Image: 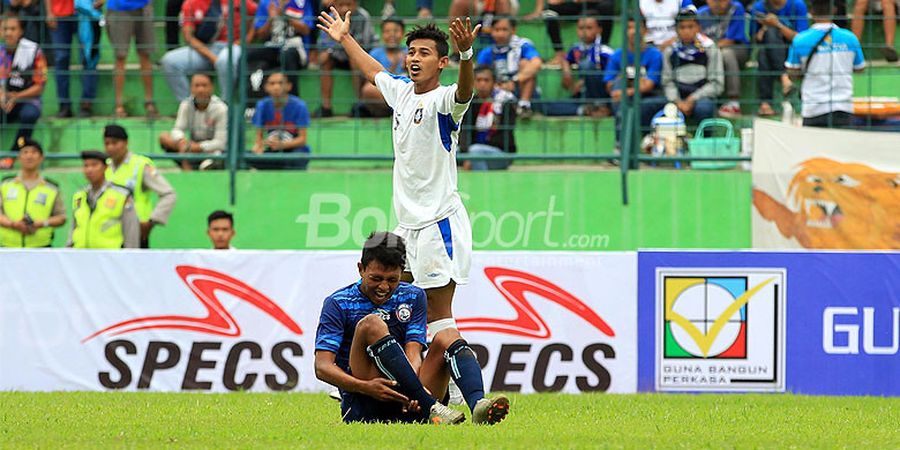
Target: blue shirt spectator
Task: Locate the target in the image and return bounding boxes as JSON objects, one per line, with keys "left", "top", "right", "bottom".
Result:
{"left": 252, "top": 0, "right": 315, "bottom": 48}
{"left": 749, "top": 0, "right": 809, "bottom": 36}
{"left": 251, "top": 83, "right": 311, "bottom": 169}
{"left": 604, "top": 47, "right": 664, "bottom": 92}
{"left": 370, "top": 46, "right": 407, "bottom": 75}
{"left": 106, "top": 0, "right": 149, "bottom": 11}
{"left": 476, "top": 36, "right": 541, "bottom": 83}
{"left": 698, "top": 0, "right": 749, "bottom": 44}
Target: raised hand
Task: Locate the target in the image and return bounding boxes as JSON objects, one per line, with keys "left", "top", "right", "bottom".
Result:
{"left": 317, "top": 6, "right": 351, "bottom": 43}
{"left": 449, "top": 17, "right": 481, "bottom": 53}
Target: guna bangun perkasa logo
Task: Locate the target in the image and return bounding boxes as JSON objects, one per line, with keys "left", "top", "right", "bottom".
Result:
{"left": 657, "top": 269, "right": 786, "bottom": 392}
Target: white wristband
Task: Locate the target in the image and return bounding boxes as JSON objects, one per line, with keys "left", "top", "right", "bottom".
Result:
{"left": 459, "top": 48, "right": 473, "bottom": 61}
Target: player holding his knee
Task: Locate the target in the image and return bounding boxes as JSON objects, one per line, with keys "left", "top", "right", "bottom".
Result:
{"left": 318, "top": 7, "right": 508, "bottom": 423}
{"left": 314, "top": 232, "right": 507, "bottom": 424}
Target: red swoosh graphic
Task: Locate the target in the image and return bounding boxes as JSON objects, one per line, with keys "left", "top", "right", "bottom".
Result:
{"left": 457, "top": 267, "right": 615, "bottom": 339}
{"left": 82, "top": 265, "right": 302, "bottom": 343}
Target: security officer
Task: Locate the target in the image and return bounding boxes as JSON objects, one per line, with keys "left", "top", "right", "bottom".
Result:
{"left": 102, "top": 124, "right": 177, "bottom": 248}
{"left": 0, "top": 138, "right": 66, "bottom": 247}
{"left": 67, "top": 151, "right": 140, "bottom": 249}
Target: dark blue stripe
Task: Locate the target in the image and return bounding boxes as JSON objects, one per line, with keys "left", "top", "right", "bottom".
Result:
{"left": 386, "top": 71, "right": 412, "bottom": 83}
{"left": 437, "top": 112, "right": 458, "bottom": 152}
{"left": 437, "top": 218, "right": 453, "bottom": 260}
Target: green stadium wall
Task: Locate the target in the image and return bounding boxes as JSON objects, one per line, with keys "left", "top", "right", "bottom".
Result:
{"left": 5, "top": 170, "right": 751, "bottom": 250}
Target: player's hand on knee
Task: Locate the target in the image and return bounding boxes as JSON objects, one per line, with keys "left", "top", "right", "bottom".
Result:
{"left": 363, "top": 378, "right": 409, "bottom": 403}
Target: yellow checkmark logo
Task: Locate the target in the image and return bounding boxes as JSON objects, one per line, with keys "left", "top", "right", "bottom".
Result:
{"left": 665, "top": 277, "right": 776, "bottom": 358}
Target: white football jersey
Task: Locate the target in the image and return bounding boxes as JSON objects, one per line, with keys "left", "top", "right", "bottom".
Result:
{"left": 375, "top": 71, "right": 472, "bottom": 229}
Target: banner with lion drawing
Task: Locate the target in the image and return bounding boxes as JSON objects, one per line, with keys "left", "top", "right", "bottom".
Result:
{"left": 752, "top": 120, "right": 900, "bottom": 249}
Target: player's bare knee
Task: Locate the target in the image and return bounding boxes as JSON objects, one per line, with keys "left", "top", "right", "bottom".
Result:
{"left": 356, "top": 314, "right": 388, "bottom": 338}
{"left": 431, "top": 328, "right": 461, "bottom": 352}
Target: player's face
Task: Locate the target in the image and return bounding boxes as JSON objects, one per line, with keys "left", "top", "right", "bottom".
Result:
{"left": 475, "top": 71, "right": 494, "bottom": 98}
{"left": 676, "top": 20, "right": 699, "bottom": 43}
{"left": 103, "top": 137, "right": 127, "bottom": 160}
{"left": 626, "top": 20, "right": 646, "bottom": 49}
{"left": 577, "top": 18, "right": 600, "bottom": 44}
{"left": 406, "top": 39, "right": 448, "bottom": 84}
{"left": 381, "top": 21, "right": 404, "bottom": 48}
{"left": 82, "top": 159, "right": 106, "bottom": 185}
{"left": 357, "top": 260, "right": 402, "bottom": 305}
{"left": 207, "top": 218, "right": 235, "bottom": 250}
{"left": 490, "top": 19, "right": 513, "bottom": 46}
{"left": 17, "top": 147, "right": 43, "bottom": 171}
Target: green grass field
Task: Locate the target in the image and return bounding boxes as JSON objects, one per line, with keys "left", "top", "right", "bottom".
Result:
{"left": 1, "top": 392, "right": 898, "bottom": 448}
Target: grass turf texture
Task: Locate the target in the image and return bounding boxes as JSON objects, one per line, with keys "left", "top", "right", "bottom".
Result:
{"left": 1, "top": 392, "right": 898, "bottom": 448}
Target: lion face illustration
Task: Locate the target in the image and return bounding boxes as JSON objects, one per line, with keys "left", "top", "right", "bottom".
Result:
{"left": 754, "top": 157, "right": 900, "bottom": 249}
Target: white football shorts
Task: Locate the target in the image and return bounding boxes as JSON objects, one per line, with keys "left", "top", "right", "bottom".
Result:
{"left": 393, "top": 206, "right": 472, "bottom": 290}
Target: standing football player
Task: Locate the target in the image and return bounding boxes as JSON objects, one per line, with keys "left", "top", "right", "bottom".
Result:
{"left": 317, "top": 10, "right": 508, "bottom": 423}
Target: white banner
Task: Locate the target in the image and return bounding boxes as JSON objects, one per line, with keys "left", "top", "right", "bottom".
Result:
{"left": 751, "top": 119, "right": 900, "bottom": 249}
{"left": 0, "top": 250, "right": 637, "bottom": 394}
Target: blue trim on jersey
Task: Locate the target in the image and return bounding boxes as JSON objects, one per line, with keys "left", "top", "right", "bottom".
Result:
{"left": 438, "top": 217, "right": 453, "bottom": 260}
{"left": 385, "top": 71, "right": 411, "bottom": 83}
{"left": 437, "top": 112, "right": 458, "bottom": 152}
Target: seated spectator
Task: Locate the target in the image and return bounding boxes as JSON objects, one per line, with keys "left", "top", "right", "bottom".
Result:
{"left": 161, "top": 0, "right": 258, "bottom": 103}
{"left": 355, "top": 16, "right": 406, "bottom": 117}
{"left": 604, "top": 16, "right": 667, "bottom": 145}
{"left": 246, "top": 0, "right": 314, "bottom": 102}
{"left": 545, "top": 16, "right": 613, "bottom": 117}
{"left": 698, "top": 0, "right": 749, "bottom": 117}
{"left": 315, "top": 0, "right": 375, "bottom": 117}
{"left": 476, "top": 16, "right": 542, "bottom": 118}
{"left": 251, "top": 72, "right": 311, "bottom": 170}
{"left": 460, "top": 66, "right": 517, "bottom": 171}
{"left": 159, "top": 73, "right": 228, "bottom": 171}
{"left": 750, "top": 0, "right": 808, "bottom": 116}
{"left": 641, "top": 0, "right": 694, "bottom": 47}
{"left": 207, "top": 209, "right": 235, "bottom": 249}
{"left": 106, "top": 0, "right": 157, "bottom": 118}
{"left": 851, "top": 0, "right": 895, "bottom": 61}
{"left": 786, "top": 0, "right": 865, "bottom": 127}
{"left": 523, "top": 0, "right": 614, "bottom": 65}
{"left": 0, "top": 14, "right": 47, "bottom": 169}
{"left": 662, "top": 9, "right": 723, "bottom": 122}
{"left": 46, "top": 0, "right": 101, "bottom": 117}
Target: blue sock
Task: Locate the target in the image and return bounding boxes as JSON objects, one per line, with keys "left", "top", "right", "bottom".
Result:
{"left": 367, "top": 335, "right": 435, "bottom": 411}
{"left": 444, "top": 339, "right": 485, "bottom": 413}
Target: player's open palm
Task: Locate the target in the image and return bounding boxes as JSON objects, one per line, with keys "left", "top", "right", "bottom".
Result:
{"left": 364, "top": 378, "right": 409, "bottom": 404}
{"left": 317, "top": 6, "right": 351, "bottom": 42}
{"left": 449, "top": 17, "right": 481, "bottom": 52}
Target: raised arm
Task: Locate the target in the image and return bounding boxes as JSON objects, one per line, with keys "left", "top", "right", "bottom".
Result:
{"left": 317, "top": 7, "right": 383, "bottom": 84}
{"left": 449, "top": 17, "right": 482, "bottom": 103}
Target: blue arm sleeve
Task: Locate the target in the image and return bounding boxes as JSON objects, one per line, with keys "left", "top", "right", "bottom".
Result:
{"left": 785, "top": 41, "right": 801, "bottom": 68}
{"left": 476, "top": 48, "right": 492, "bottom": 65}
{"left": 793, "top": 0, "right": 809, "bottom": 31}
{"left": 852, "top": 37, "right": 865, "bottom": 67}
{"left": 295, "top": 101, "right": 311, "bottom": 128}
{"left": 725, "top": 7, "right": 748, "bottom": 42}
{"left": 315, "top": 297, "right": 345, "bottom": 353}
{"left": 253, "top": 0, "right": 269, "bottom": 30}
{"left": 521, "top": 42, "right": 540, "bottom": 60}
{"left": 645, "top": 50, "right": 663, "bottom": 85}
{"left": 251, "top": 101, "right": 267, "bottom": 127}
{"left": 603, "top": 51, "right": 621, "bottom": 84}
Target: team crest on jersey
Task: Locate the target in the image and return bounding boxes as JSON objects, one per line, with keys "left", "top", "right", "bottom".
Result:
{"left": 413, "top": 103, "right": 424, "bottom": 124}
{"left": 375, "top": 308, "right": 391, "bottom": 322}
{"left": 396, "top": 303, "right": 412, "bottom": 323}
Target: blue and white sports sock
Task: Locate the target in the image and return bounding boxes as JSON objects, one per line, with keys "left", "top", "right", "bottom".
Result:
{"left": 444, "top": 339, "right": 485, "bottom": 413}
{"left": 367, "top": 335, "right": 436, "bottom": 410}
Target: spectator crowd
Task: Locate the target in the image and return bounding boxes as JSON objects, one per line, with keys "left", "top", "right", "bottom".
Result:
{"left": 0, "top": 0, "right": 891, "bottom": 170}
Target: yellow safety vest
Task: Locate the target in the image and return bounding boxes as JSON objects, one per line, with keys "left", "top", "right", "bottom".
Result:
{"left": 71, "top": 183, "right": 131, "bottom": 249}
{"left": 106, "top": 153, "right": 154, "bottom": 222}
{"left": 0, "top": 175, "right": 60, "bottom": 247}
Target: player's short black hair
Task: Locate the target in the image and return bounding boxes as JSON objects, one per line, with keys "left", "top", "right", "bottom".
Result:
{"left": 382, "top": 16, "right": 405, "bottom": 30}
{"left": 207, "top": 210, "right": 234, "bottom": 227}
{"left": 577, "top": 16, "right": 602, "bottom": 28}
{"left": 405, "top": 23, "right": 450, "bottom": 58}
{"left": 265, "top": 71, "right": 289, "bottom": 83}
{"left": 627, "top": 13, "right": 648, "bottom": 28}
{"left": 361, "top": 231, "right": 407, "bottom": 270}
{"left": 191, "top": 72, "right": 213, "bottom": 83}
{"left": 493, "top": 15, "right": 517, "bottom": 28}
{"left": 475, "top": 65, "right": 495, "bottom": 79}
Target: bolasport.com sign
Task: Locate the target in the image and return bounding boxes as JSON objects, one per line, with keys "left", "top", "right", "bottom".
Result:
{"left": 0, "top": 250, "right": 638, "bottom": 394}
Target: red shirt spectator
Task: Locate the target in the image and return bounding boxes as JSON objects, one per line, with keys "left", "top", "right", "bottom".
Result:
{"left": 180, "top": 0, "right": 258, "bottom": 43}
